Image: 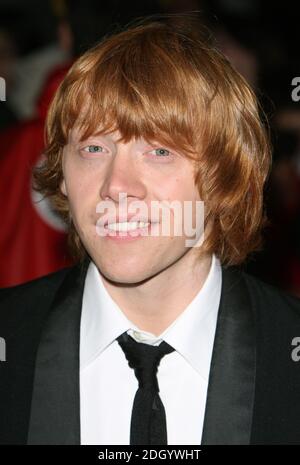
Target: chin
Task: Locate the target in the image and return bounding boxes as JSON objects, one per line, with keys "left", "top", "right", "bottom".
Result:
{"left": 91, "top": 254, "right": 152, "bottom": 284}
{"left": 99, "top": 267, "right": 153, "bottom": 285}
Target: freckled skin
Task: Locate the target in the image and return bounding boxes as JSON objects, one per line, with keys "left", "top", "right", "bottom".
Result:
{"left": 61, "top": 128, "right": 207, "bottom": 286}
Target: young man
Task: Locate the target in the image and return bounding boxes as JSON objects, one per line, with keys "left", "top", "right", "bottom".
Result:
{"left": 1, "top": 16, "right": 300, "bottom": 446}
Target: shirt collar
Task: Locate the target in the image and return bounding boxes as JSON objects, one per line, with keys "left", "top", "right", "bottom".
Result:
{"left": 80, "top": 254, "right": 222, "bottom": 380}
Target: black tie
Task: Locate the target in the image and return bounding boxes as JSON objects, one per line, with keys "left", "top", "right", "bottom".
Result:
{"left": 117, "top": 332, "right": 175, "bottom": 445}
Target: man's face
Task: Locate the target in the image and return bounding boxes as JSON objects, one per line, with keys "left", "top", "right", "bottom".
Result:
{"left": 61, "top": 128, "right": 204, "bottom": 284}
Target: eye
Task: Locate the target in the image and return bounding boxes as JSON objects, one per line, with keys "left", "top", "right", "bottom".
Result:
{"left": 149, "top": 148, "right": 171, "bottom": 157}
{"left": 82, "top": 145, "right": 106, "bottom": 153}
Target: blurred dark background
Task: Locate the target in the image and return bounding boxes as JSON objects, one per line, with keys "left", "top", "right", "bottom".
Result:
{"left": 0, "top": 0, "right": 300, "bottom": 297}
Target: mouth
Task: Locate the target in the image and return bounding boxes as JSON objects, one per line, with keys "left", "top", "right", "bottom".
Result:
{"left": 105, "top": 220, "right": 150, "bottom": 232}
{"left": 97, "top": 219, "right": 160, "bottom": 241}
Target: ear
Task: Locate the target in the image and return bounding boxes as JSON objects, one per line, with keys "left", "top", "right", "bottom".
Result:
{"left": 60, "top": 179, "right": 67, "bottom": 196}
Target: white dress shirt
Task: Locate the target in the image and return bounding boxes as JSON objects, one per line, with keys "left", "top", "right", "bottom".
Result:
{"left": 80, "top": 254, "right": 222, "bottom": 445}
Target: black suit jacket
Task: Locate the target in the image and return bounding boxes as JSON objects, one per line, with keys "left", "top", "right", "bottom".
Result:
{"left": 1, "top": 259, "right": 300, "bottom": 445}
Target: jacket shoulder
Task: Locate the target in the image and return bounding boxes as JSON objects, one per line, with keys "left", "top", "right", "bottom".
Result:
{"left": 232, "top": 269, "right": 300, "bottom": 341}
{"left": 240, "top": 270, "right": 300, "bottom": 317}
{"left": 0, "top": 266, "right": 74, "bottom": 337}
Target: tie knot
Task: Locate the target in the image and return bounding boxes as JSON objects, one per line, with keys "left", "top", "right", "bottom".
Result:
{"left": 117, "top": 332, "right": 175, "bottom": 391}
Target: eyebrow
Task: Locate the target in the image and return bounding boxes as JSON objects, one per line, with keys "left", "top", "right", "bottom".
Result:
{"left": 83, "top": 133, "right": 152, "bottom": 146}
{"left": 83, "top": 132, "right": 125, "bottom": 144}
{"left": 71, "top": 128, "right": 164, "bottom": 148}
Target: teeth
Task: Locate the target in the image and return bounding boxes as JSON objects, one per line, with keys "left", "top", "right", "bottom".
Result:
{"left": 106, "top": 221, "right": 150, "bottom": 231}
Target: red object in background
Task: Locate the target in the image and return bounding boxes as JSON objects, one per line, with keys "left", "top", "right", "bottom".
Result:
{"left": 0, "top": 63, "right": 73, "bottom": 288}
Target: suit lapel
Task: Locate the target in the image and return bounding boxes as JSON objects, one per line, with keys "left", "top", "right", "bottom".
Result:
{"left": 27, "top": 259, "right": 89, "bottom": 445}
{"left": 201, "top": 266, "right": 256, "bottom": 445}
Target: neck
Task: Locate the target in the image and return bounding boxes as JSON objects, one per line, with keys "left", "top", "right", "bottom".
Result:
{"left": 99, "top": 251, "right": 213, "bottom": 336}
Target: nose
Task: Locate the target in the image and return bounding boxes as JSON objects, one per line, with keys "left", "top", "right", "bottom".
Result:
{"left": 100, "top": 143, "right": 146, "bottom": 203}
